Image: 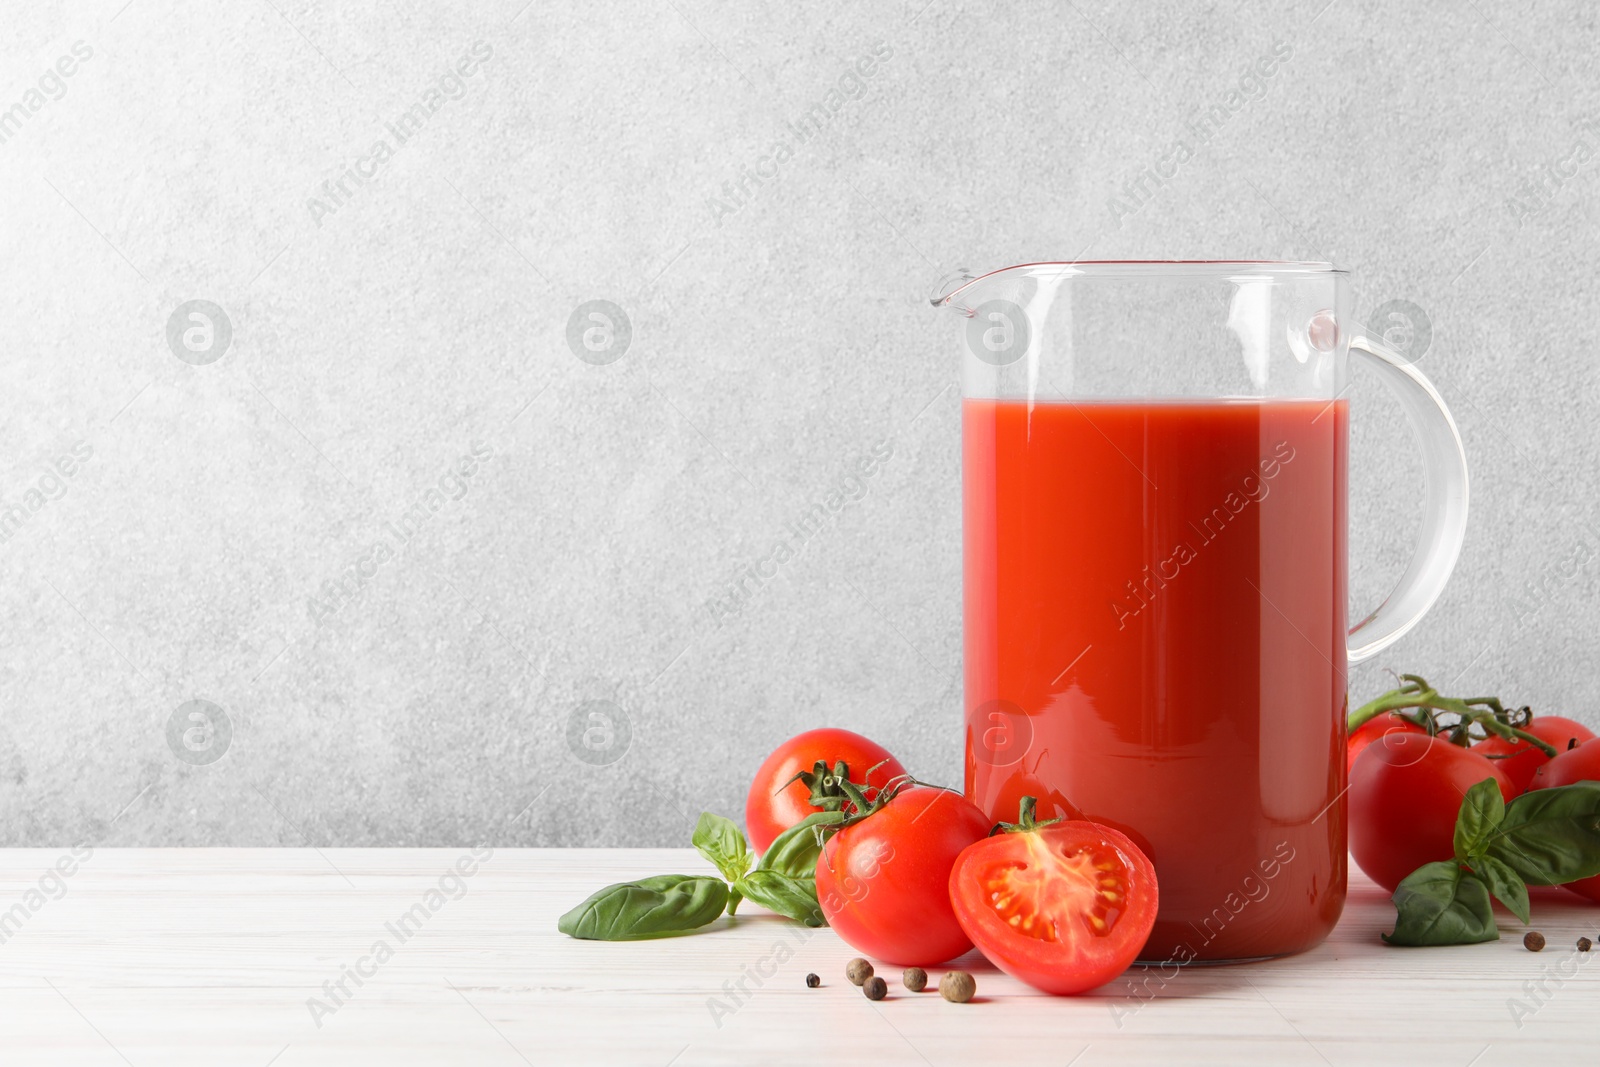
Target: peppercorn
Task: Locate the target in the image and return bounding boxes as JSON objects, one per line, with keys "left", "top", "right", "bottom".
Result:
{"left": 1524, "top": 931, "right": 1546, "bottom": 952}
{"left": 845, "top": 958, "right": 874, "bottom": 986}
{"left": 903, "top": 967, "right": 928, "bottom": 993}
{"left": 1579, "top": 938, "right": 1593, "bottom": 953}
{"left": 805, "top": 972, "right": 821, "bottom": 987}
{"left": 940, "top": 970, "right": 977, "bottom": 1003}
{"left": 863, "top": 975, "right": 888, "bottom": 1001}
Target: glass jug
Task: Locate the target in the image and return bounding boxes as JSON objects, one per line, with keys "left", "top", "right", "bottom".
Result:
{"left": 935, "top": 261, "right": 1468, "bottom": 963}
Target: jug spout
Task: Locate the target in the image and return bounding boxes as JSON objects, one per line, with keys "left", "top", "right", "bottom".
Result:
{"left": 930, "top": 262, "right": 1061, "bottom": 316}
{"left": 933, "top": 261, "right": 1345, "bottom": 314}
{"left": 929, "top": 269, "right": 976, "bottom": 309}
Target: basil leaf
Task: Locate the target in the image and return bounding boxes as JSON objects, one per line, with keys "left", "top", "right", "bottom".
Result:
{"left": 736, "top": 870, "right": 826, "bottom": 927}
{"left": 756, "top": 811, "right": 846, "bottom": 879}
{"left": 1485, "top": 782, "right": 1600, "bottom": 885}
{"left": 1382, "top": 862, "right": 1498, "bottom": 946}
{"left": 558, "top": 875, "right": 729, "bottom": 940}
{"left": 692, "top": 812, "right": 752, "bottom": 882}
{"left": 1453, "top": 777, "right": 1505, "bottom": 864}
{"left": 1472, "top": 854, "right": 1531, "bottom": 924}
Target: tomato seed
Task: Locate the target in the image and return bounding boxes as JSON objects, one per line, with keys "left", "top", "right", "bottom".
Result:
{"left": 940, "top": 971, "right": 977, "bottom": 1003}
{"left": 1579, "top": 938, "right": 1593, "bottom": 953}
{"left": 863, "top": 976, "right": 888, "bottom": 1001}
{"left": 846, "top": 958, "right": 874, "bottom": 986}
{"left": 1524, "top": 931, "right": 1546, "bottom": 952}
{"left": 903, "top": 967, "right": 928, "bottom": 993}
{"left": 805, "top": 973, "right": 821, "bottom": 988}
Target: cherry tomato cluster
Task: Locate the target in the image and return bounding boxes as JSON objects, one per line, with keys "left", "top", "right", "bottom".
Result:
{"left": 745, "top": 728, "right": 1158, "bottom": 995}
{"left": 1347, "top": 675, "right": 1598, "bottom": 896}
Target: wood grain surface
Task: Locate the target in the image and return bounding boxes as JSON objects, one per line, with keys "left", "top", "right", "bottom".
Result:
{"left": 1, "top": 848, "right": 1596, "bottom": 1065}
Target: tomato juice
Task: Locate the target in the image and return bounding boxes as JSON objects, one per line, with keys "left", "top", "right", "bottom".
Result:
{"left": 963, "top": 398, "right": 1348, "bottom": 962}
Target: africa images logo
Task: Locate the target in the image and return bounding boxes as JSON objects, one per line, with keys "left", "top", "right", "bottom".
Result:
{"left": 306, "top": 443, "right": 493, "bottom": 625}
{"left": 0, "top": 441, "right": 94, "bottom": 547}
{"left": 1108, "top": 442, "right": 1297, "bottom": 630}
{"left": 165, "top": 700, "right": 232, "bottom": 766}
{"left": 306, "top": 41, "right": 494, "bottom": 227}
{"left": 0, "top": 41, "right": 94, "bottom": 149}
{"left": 704, "top": 41, "right": 894, "bottom": 225}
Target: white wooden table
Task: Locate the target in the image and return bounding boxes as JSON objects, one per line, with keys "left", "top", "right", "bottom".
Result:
{"left": 1, "top": 848, "right": 1595, "bottom": 1065}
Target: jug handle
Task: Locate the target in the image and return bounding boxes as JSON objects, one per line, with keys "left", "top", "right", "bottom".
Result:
{"left": 1346, "top": 332, "right": 1470, "bottom": 664}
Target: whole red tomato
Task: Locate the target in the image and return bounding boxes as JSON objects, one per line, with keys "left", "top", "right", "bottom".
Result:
{"left": 1346, "top": 712, "right": 1430, "bottom": 773}
{"left": 1473, "top": 716, "right": 1595, "bottom": 795}
{"left": 815, "top": 786, "right": 992, "bottom": 966}
{"left": 744, "top": 729, "right": 907, "bottom": 853}
{"left": 1528, "top": 738, "right": 1600, "bottom": 903}
{"left": 949, "top": 816, "right": 1158, "bottom": 994}
{"left": 1349, "top": 733, "right": 1515, "bottom": 892}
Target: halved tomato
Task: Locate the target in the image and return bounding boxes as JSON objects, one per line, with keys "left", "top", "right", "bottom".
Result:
{"left": 948, "top": 801, "right": 1158, "bottom": 995}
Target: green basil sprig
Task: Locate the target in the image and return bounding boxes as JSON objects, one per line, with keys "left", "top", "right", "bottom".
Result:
{"left": 557, "top": 875, "right": 729, "bottom": 940}
{"left": 1483, "top": 782, "right": 1600, "bottom": 885}
{"left": 1384, "top": 780, "right": 1600, "bottom": 946}
{"left": 558, "top": 811, "right": 829, "bottom": 941}
{"left": 692, "top": 812, "right": 754, "bottom": 915}
{"left": 692, "top": 812, "right": 752, "bottom": 882}
{"left": 738, "top": 869, "right": 825, "bottom": 926}
{"left": 755, "top": 811, "right": 846, "bottom": 880}
{"left": 1385, "top": 862, "right": 1498, "bottom": 945}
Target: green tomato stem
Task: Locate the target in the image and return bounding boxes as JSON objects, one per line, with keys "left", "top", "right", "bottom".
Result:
{"left": 1347, "top": 677, "right": 1558, "bottom": 757}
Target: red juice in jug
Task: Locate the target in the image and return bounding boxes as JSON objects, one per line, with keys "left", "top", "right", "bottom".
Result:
{"left": 962, "top": 397, "right": 1348, "bottom": 962}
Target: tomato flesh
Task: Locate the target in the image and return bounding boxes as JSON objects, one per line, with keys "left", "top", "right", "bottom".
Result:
{"left": 949, "top": 821, "right": 1158, "bottom": 995}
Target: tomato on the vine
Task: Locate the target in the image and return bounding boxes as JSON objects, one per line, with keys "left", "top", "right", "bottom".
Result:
{"left": 744, "top": 728, "right": 907, "bottom": 853}
{"left": 1529, "top": 738, "right": 1600, "bottom": 904}
{"left": 1473, "top": 716, "right": 1594, "bottom": 795}
{"left": 948, "top": 802, "right": 1158, "bottom": 995}
{"left": 1346, "top": 712, "right": 1429, "bottom": 773}
{"left": 1349, "top": 733, "right": 1515, "bottom": 892}
{"left": 814, "top": 786, "right": 992, "bottom": 966}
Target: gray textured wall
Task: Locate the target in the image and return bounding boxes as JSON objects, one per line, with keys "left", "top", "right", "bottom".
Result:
{"left": 2, "top": 1, "right": 1596, "bottom": 847}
